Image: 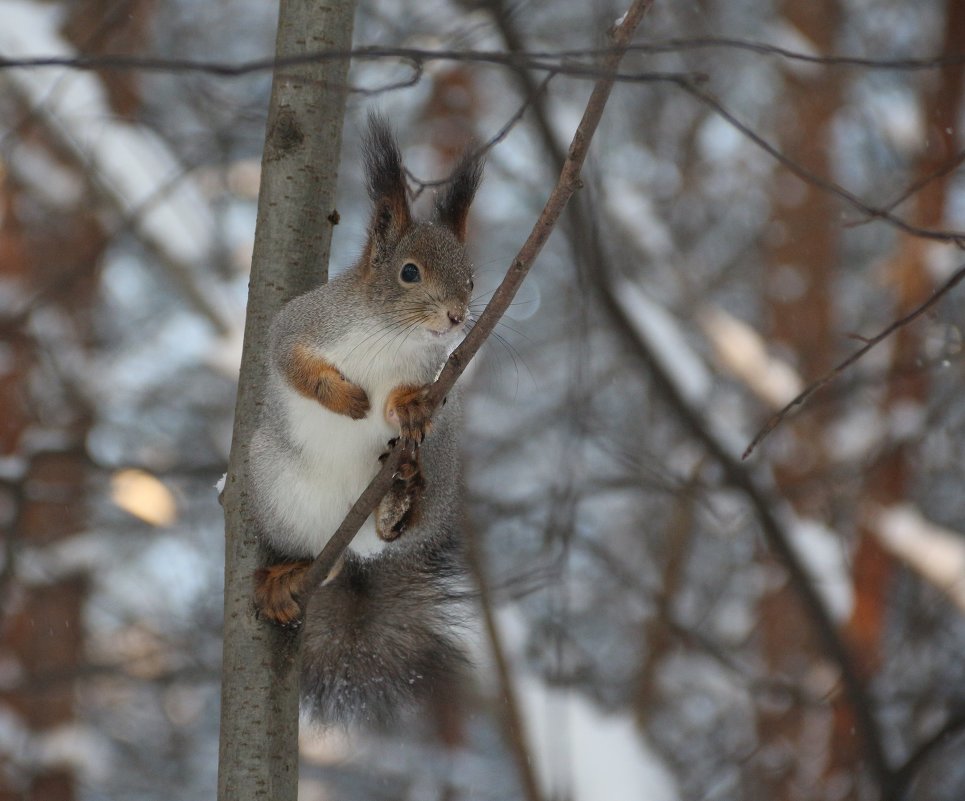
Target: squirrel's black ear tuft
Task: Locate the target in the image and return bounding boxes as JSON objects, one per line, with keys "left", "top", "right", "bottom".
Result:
{"left": 434, "top": 147, "right": 483, "bottom": 243}
{"left": 363, "top": 113, "right": 412, "bottom": 252}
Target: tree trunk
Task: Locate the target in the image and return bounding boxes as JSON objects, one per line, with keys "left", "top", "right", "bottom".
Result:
{"left": 0, "top": 9, "right": 140, "bottom": 796}
{"left": 833, "top": 2, "right": 965, "bottom": 796}
{"left": 756, "top": 2, "right": 846, "bottom": 798}
{"left": 217, "top": 2, "right": 356, "bottom": 800}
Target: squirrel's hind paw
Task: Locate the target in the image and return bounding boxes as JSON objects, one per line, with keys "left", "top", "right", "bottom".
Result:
{"left": 375, "top": 490, "right": 418, "bottom": 540}
{"left": 376, "top": 449, "right": 425, "bottom": 541}
{"left": 253, "top": 560, "right": 312, "bottom": 628}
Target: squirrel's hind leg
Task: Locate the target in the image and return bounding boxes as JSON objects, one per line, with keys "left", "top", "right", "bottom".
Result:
{"left": 253, "top": 559, "right": 312, "bottom": 628}
{"left": 376, "top": 443, "right": 426, "bottom": 540}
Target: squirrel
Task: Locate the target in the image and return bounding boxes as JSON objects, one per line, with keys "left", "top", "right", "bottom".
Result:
{"left": 248, "top": 114, "right": 482, "bottom": 725}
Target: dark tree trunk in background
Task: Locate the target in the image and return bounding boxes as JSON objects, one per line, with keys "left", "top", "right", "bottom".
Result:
{"left": 837, "top": 0, "right": 965, "bottom": 791}
{"left": 0, "top": 161, "right": 103, "bottom": 801}
{"left": 756, "top": 1, "right": 846, "bottom": 798}
{"left": 0, "top": 5, "right": 150, "bottom": 796}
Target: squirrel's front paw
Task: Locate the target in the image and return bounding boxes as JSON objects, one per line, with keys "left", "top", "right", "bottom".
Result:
{"left": 253, "top": 560, "right": 312, "bottom": 628}
{"left": 286, "top": 344, "right": 370, "bottom": 420}
{"left": 316, "top": 370, "right": 369, "bottom": 420}
{"left": 385, "top": 384, "right": 433, "bottom": 443}
{"left": 336, "top": 380, "right": 371, "bottom": 420}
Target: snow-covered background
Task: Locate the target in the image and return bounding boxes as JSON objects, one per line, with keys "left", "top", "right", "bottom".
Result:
{"left": 1, "top": 0, "right": 964, "bottom": 799}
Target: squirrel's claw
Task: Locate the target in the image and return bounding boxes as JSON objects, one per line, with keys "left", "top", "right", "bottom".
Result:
{"left": 378, "top": 438, "right": 400, "bottom": 464}
{"left": 260, "top": 608, "right": 303, "bottom": 630}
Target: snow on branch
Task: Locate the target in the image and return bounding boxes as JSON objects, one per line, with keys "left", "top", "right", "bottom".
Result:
{"left": 869, "top": 504, "right": 965, "bottom": 614}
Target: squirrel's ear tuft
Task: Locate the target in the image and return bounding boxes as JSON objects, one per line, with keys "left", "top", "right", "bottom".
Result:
{"left": 363, "top": 113, "right": 412, "bottom": 254}
{"left": 434, "top": 147, "right": 483, "bottom": 242}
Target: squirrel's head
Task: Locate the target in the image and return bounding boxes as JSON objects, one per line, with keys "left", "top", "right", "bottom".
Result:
{"left": 359, "top": 114, "right": 482, "bottom": 341}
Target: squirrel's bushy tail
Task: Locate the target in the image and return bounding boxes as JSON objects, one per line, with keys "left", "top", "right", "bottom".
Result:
{"left": 300, "top": 530, "right": 467, "bottom": 725}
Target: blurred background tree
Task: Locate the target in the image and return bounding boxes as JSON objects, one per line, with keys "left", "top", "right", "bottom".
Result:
{"left": 1, "top": 1, "right": 964, "bottom": 800}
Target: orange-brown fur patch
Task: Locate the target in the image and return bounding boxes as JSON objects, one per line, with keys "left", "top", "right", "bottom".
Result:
{"left": 385, "top": 383, "right": 433, "bottom": 442}
{"left": 285, "top": 343, "right": 370, "bottom": 419}
{"left": 253, "top": 560, "right": 312, "bottom": 627}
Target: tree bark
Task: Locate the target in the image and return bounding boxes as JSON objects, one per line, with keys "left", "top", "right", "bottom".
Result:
{"left": 217, "top": 2, "right": 356, "bottom": 800}
{"left": 755, "top": 2, "right": 848, "bottom": 797}
{"left": 0, "top": 10, "right": 136, "bottom": 797}
{"left": 838, "top": 4, "right": 965, "bottom": 798}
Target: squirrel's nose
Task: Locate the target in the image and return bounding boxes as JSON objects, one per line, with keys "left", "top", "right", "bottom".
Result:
{"left": 447, "top": 310, "right": 465, "bottom": 327}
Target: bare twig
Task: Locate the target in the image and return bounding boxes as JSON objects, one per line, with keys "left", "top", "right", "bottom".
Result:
{"left": 3, "top": 38, "right": 965, "bottom": 77}
{"left": 674, "top": 79, "right": 965, "bottom": 247}
{"left": 891, "top": 710, "right": 965, "bottom": 800}
{"left": 595, "top": 276, "right": 893, "bottom": 788}
{"left": 844, "top": 148, "right": 965, "bottom": 228}
{"left": 0, "top": 47, "right": 700, "bottom": 87}
{"left": 743, "top": 260, "right": 965, "bottom": 459}
{"left": 486, "top": 6, "right": 894, "bottom": 785}
{"left": 7, "top": 40, "right": 964, "bottom": 244}
{"left": 624, "top": 37, "right": 965, "bottom": 70}
{"left": 406, "top": 72, "right": 555, "bottom": 196}
{"left": 301, "top": 0, "right": 657, "bottom": 594}
{"left": 465, "top": 521, "right": 545, "bottom": 801}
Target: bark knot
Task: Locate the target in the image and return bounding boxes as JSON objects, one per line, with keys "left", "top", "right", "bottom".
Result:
{"left": 266, "top": 109, "right": 304, "bottom": 162}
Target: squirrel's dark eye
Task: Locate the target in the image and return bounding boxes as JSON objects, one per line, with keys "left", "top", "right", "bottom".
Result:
{"left": 400, "top": 263, "right": 421, "bottom": 283}
{"left": 468, "top": 278, "right": 474, "bottom": 292}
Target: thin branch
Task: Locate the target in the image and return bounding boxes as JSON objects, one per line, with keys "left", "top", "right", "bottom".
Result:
{"left": 7, "top": 42, "right": 963, "bottom": 245}
{"left": 595, "top": 275, "right": 894, "bottom": 788}
{"left": 3, "top": 38, "right": 965, "bottom": 77}
{"left": 485, "top": 7, "right": 894, "bottom": 784}
{"left": 844, "top": 148, "right": 965, "bottom": 228}
{"left": 349, "top": 58, "right": 423, "bottom": 96}
{"left": 743, "top": 260, "right": 965, "bottom": 459}
{"left": 301, "top": 0, "right": 657, "bottom": 594}
{"left": 891, "top": 710, "right": 965, "bottom": 800}
{"left": 489, "top": 0, "right": 570, "bottom": 171}
{"left": 0, "top": 46, "right": 701, "bottom": 87}
{"left": 466, "top": 520, "right": 545, "bottom": 801}
{"left": 406, "top": 72, "right": 555, "bottom": 196}
{"left": 626, "top": 37, "right": 965, "bottom": 70}
{"left": 674, "top": 79, "right": 965, "bottom": 247}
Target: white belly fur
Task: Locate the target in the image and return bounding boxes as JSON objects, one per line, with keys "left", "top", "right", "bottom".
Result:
{"left": 266, "top": 385, "right": 393, "bottom": 557}
{"left": 264, "top": 330, "right": 442, "bottom": 559}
